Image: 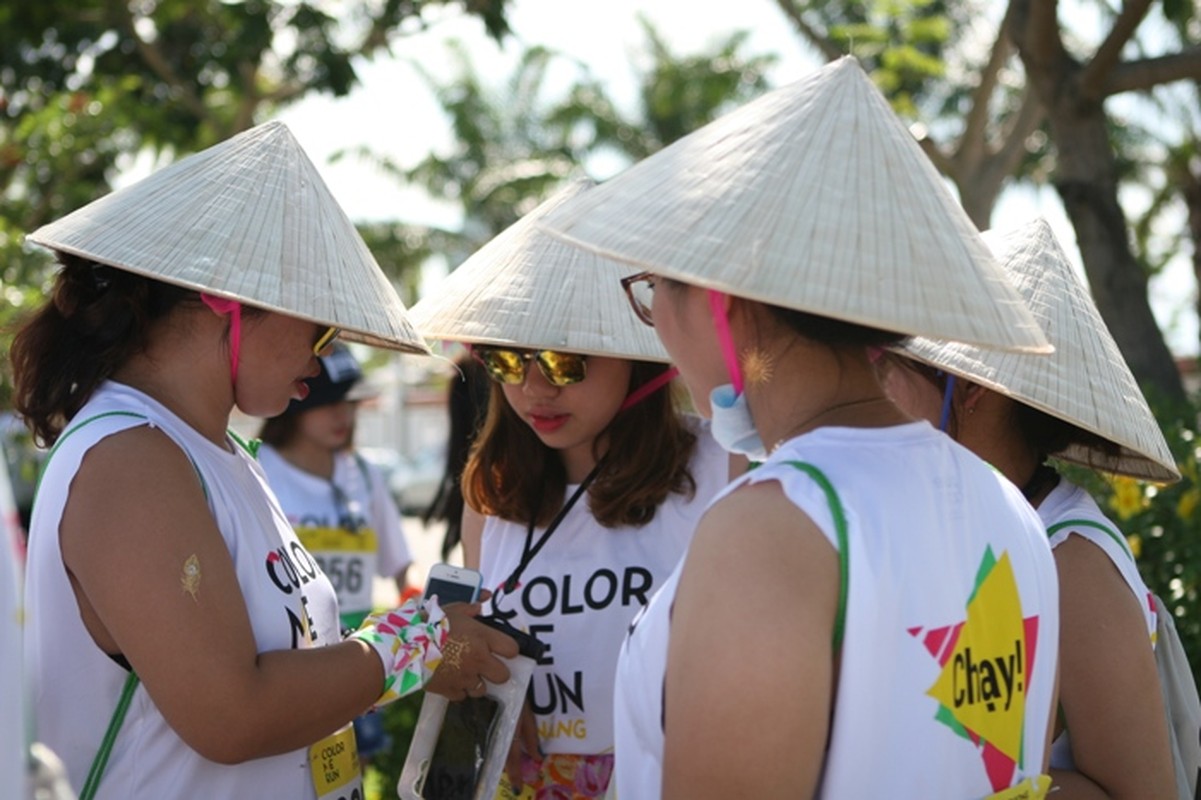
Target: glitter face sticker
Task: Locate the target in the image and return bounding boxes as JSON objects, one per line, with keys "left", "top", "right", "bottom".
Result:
{"left": 181, "top": 554, "right": 201, "bottom": 601}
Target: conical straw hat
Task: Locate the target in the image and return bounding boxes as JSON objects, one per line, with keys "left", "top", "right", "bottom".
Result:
{"left": 901, "top": 218, "right": 1179, "bottom": 483}
{"left": 26, "top": 121, "right": 430, "bottom": 355}
{"left": 408, "top": 179, "right": 670, "bottom": 363}
{"left": 539, "top": 56, "right": 1050, "bottom": 354}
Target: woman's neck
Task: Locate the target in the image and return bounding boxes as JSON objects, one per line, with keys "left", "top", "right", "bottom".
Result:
{"left": 955, "top": 392, "right": 1047, "bottom": 505}
{"left": 560, "top": 438, "right": 603, "bottom": 484}
{"left": 110, "top": 309, "right": 236, "bottom": 447}
{"left": 747, "top": 343, "right": 905, "bottom": 451}
{"left": 277, "top": 439, "right": 337, "bottom": 480}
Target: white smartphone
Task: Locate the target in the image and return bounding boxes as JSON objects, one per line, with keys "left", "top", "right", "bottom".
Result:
{"left": 423, "top": 563, "right": 482, "bottom": 606}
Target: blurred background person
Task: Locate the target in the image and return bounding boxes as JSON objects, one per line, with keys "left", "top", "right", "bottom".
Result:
{"left": 421, "top": 352, "right": 491, "bottom": 562}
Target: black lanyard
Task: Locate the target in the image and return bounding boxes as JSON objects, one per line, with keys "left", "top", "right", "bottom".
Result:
{"left": 493, "top": 459, "right": 605, "bottom": 607}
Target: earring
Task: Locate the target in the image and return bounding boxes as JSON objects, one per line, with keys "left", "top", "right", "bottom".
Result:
{"left": 741, "top": 347, "right": 775, "bottom": 387}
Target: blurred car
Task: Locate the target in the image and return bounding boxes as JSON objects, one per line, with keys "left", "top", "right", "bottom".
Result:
{"left": 358, "top": 445, "right": 446, "bottom": 516}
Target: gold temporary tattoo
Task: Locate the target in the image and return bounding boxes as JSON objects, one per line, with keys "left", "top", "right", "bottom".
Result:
{"left": 441, "top": 636, "right": 470, "bottom": 672}
{"left": 181, "top": 554, "right": 201, "bottom": 601}
{"left": 741, "top": 347, "right": 775, "bottom": 387}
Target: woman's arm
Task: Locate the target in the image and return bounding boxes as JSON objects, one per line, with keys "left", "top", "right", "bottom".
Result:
{"left": 1049, "top": 534, "right": 1175, "bottom": 799}
{"left": 662, "top": 480, "right": 838, "bottom": 799}
{"left": 61, "top": 426, "right": 512, "bottom": 764}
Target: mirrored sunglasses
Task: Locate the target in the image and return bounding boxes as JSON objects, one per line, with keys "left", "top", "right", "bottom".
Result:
{"left": 475, "top": 347, "right": 588, "bottom": 386}
{"left": 313, "top": 326, "right": 341, "bottom": 356}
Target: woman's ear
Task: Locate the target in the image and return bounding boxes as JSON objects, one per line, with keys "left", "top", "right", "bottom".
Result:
{"left": 961, "top": 381, "right": 988, "bottom": 415}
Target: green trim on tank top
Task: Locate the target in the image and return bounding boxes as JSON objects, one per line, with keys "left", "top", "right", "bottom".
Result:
{"left": 783, "top": 460, "right": 849, "bottom": 650}
{"left": 36, "top": 411, "right": 210, "bottom": 503}
{"left": 1045, "top": 518, "right": 1135, "bottom": 563}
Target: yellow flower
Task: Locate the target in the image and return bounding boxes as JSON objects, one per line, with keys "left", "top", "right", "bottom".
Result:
{"left": 1177, "top": 488, "right": 1200, "bottom": 522}
{"left": 1126, "top": 534, "right": 1142, "bottom": 560}
{"left": 1109, "top": 476, "right": 1147, "bottom": 521}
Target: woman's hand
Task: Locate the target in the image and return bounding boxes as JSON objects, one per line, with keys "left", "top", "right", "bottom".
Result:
{"left": 425, "top": 601, "right": 519, "bottom": 700}
{"left": 503, "top": 700, "right": 542, "bottom": 793}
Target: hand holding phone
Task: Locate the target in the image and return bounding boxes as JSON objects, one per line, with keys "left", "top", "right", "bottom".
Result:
{"left": 423, "top": 563, "right": 482, "bottom": 607}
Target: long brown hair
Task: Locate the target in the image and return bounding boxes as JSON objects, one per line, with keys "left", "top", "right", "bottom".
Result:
{"left": 462, "top": 360, "right": 698, "bottom": 528}
{"left": 10, "top": 254, "right": 199, "bottom": 446}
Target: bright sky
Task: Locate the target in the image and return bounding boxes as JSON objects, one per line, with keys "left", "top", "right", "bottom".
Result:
{"left": 275, "top": 0, "right": 1199, "bottom": 356}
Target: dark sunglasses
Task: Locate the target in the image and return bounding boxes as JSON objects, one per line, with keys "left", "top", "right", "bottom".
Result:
{"left": 620, "top": 271, "right": 656, "bottom": 327}
{"left": 313, "top": 326, "right": 341, "bottom": 356}
{"left": 474, "top": 347, "right": 588, "bottom": 387}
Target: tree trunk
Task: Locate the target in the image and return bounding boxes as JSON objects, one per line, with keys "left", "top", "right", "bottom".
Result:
{"left": 1009, "top": 0, "right": 1187, "bottom": 405}
{"left": 1183, "top": 160, "right": 1201, "bottom": 360}
{"left": 1047, "top": 101, "right": 1186, "bottom": 398}
{"left": 1047, "top": 99, "right": 1186, "bottom": 403}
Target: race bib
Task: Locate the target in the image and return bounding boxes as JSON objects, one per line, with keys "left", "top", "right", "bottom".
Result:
{"left": 309, "top": 723, "right": 363, "bottom": 800}
{"left": 300, "top": 526, "right": 379, "bottom": 623}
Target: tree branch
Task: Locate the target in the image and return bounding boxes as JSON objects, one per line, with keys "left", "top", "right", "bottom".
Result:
{"left": 1080, "top": 0, "right": 1153, "bottom": 98}
{"left": 1008, "top": 0, "right": 1066, "bottom": 73}
{"left": 1106, "top": 47, "right": 1201, "bottom": 96}
{"left": 992, "top": 85, "right": 1045, "bottom": 178}
{"left": 773, "top": 0, "right": 845, "bottom": 61}
{"left": 107, "top": 0, "right": 209, "bottom": 121}
{"left": 231, "top": 62, "right": 261, "bottom": 133}
{"left": 961, "top": 6, "right": 1016, "bottom": 168}
{"left": 917, "top": 133, "right": 953, "bottom": 175}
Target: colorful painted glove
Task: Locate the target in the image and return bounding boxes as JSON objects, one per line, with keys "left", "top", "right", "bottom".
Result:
{"left": 349, "top": 597, "right": 449, "bottom": 709}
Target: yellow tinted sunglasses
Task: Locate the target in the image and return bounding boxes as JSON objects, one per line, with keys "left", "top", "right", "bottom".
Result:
{"left": 313, "top": 326, "right": 341, "bottom": 356}
{"left": 475, "top": 347, "right": 588, "bottom": 387}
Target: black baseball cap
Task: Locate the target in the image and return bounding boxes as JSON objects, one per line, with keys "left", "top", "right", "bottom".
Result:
{"left": 281, "top": 344, "right": 374, "bottom": 415}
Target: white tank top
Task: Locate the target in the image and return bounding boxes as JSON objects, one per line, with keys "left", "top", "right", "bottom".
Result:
{"left": 479, "top": 417, "right": 729, "bottom": 756}
{"left": 259, "top": 445, "right": 412, "bottom": 629}
{"left": 1, "top": 452, "right": 27, "bottom": 800}
{"left": 1040, "top": 478, "right": 1156, "bottom": 770}
{"left": 25, "top": 382, "right": 340, "bottom": 799}
{"left": 614, "top": 422, "right": 1060, "bottom": 798}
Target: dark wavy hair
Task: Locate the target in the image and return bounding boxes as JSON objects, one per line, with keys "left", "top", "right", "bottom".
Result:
{"left": 9, "top": 253, "right": 255, "bottom": 447}
{"left": 10, "top": 255, "right": 197, "bottom": 445}
{"left": 462, "top": 360, "right": 698, "bottom": 529}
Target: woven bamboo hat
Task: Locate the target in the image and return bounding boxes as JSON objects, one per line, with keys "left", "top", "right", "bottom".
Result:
{"left": 408, "top": 179, "right": 670, "bottom": 363}
{"left": 901, "top": 218, "right": 1179, "bottom": 482}
{"left": 538, "top": 56, "right": 1050, "bottom": 354}
{"left": 26, "top": 121, "right": 430, "bottom": 355}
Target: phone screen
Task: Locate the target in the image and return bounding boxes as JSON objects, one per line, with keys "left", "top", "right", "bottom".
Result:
{"left": 423, "top": 577, "right": 479, "bottom": 606}
{"left": 421, "top": 696, "right": 500, "bottom": 800}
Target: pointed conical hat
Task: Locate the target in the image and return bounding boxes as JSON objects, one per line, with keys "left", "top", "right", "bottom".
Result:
{"left": 26, "top": 121, "right": 429, "bottom": 355}
{"left": 408, "top": 179, "right": 669, "bottom": 362}
{"left": 538, "top": 56, "right": 1049, "bottom": 354}
{"left": 901, "top": 218, "right": 1179, "bottom": 482}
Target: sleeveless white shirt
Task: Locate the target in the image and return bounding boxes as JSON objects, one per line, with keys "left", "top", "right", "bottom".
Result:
{"left": 259, "top": 445, "right": 412, "bottom": 629}
{"left": 1040, "top": 478, "right": 1156, "bottom": 770}
{"left": 614, "top": 422, "right": 1060, "bottom": 798}
{"left": 1, "top": 451, "right": 27, "bottom": 800}
{"left": 479, "top": 417, "right": 729, "bottom": 756}
{"left": 25, "top": 382, "right": 340, "bottom": 799}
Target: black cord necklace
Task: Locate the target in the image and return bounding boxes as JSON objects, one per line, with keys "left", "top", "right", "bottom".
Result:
{"left": 492, "top": 457, "right": 607, "bottom": 609}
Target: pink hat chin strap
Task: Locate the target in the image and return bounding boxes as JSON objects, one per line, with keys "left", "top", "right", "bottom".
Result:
{"left": 200, "top": 293, "right": 242, "bottom": 386}
{"left": 708, "top": 289, "right": 744, "bottom": 395}
{"left": 619, "top": 366, "right": 679, "bottom": 411}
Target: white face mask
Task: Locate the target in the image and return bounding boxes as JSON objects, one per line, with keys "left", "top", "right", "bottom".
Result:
{"left": 708, "top": 384, "right": 766, "bottom": 461}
